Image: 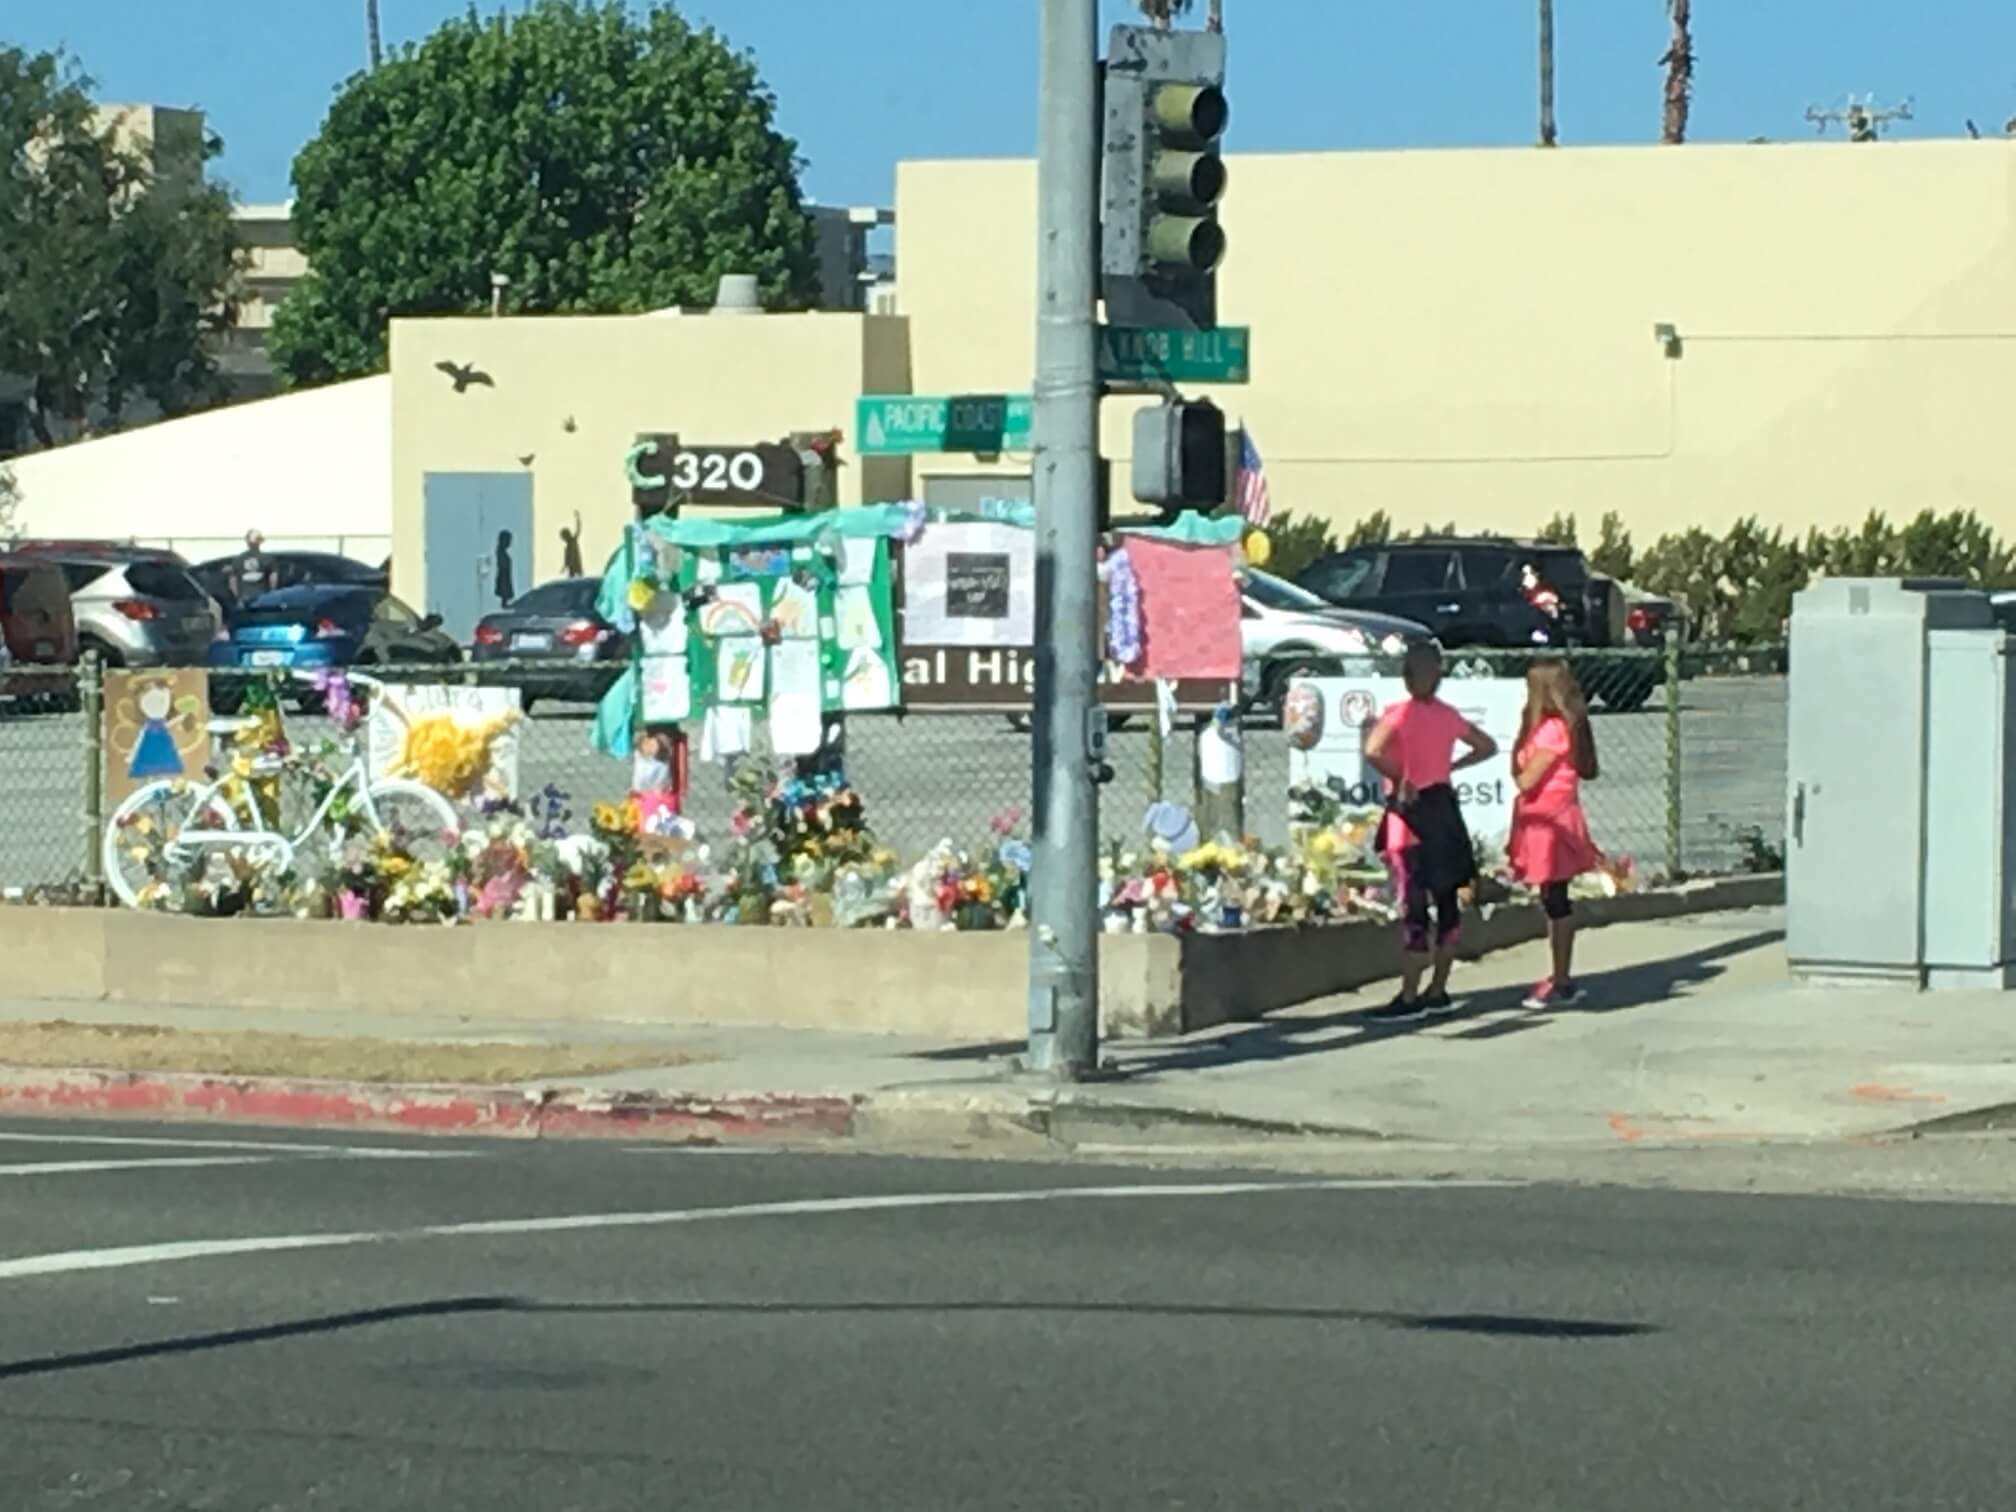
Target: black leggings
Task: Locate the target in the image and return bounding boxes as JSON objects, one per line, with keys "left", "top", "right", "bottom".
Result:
{"left": 1540, "top": 882, "right": 1573, "bottom": 921}
{"left": 1397, "top": 859, "right": 1462, "bottom": 954}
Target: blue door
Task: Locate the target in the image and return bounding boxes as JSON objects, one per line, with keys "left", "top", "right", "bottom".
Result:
{"left": 423, "top": 473, "right": 534, "bottom": 644}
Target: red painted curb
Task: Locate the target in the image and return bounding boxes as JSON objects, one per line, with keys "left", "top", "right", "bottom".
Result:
{"left": 0, "top": 1067, "right": 859, "bottom": 1144}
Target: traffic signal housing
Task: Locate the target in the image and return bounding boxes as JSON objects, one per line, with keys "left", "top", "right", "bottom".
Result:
{"left": 1101, "top": 24, "right": 1229, "bottom": 332}
{"left": 1132, "top": 400, "right": 1227, "bottom": 511}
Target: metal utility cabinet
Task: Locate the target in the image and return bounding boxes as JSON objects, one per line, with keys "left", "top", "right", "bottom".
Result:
{"left": 1786, "top": 577, "right": 2016, "bottom": 989}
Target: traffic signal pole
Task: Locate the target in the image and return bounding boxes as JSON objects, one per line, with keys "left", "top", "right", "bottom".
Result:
{"left": 1026, "top": 0, "right": 1102, "bottom": 1079}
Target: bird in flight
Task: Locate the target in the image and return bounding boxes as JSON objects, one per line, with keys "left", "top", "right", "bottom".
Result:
{"left": 435, "top": 360, "right": 495, "bottom": 392}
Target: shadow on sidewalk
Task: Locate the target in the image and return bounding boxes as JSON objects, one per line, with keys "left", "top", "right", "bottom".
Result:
{"left": 1114, "top": 927, "right": 1785, "bottom": 1077}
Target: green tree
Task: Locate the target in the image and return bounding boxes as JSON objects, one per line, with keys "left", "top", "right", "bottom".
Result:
{"left": 1588, "top": 510, "right": 1636, "bottom": 580}
{"left": 0, "top": 48, "right": 243, "bottom": 448}
{"left": 273, "top": 1, "right": 820, "bottom": 386}
{"left": 1260, "top": 509, "right": 1341, "bottom": 581}
{"left": 1345, "top": 510, "right": 1394, "bottom": 548}
{"left": 1537, "top": 511, "right": 1578, "bottom": 544}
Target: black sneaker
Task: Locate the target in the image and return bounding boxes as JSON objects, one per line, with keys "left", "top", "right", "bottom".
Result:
{"left": 1421, "top": 990, "right": 1458, "bottom": 1016}
{"left": 1368, "top": 996, "right": 1427, "bottom": 1025}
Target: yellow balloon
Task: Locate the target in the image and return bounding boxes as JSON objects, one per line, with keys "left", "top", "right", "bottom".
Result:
{"left": 1244, "top": 529, "right": 1272, "bottom": 567}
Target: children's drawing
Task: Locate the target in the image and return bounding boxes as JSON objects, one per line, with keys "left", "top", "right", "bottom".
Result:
{"left": 641, "top": 654, "right": 691, "bottom": 722}
{"left": 698, "top": 582, "right": 764, "bottom": 637}
{"left": 836, "top": 585, "right": 882, "bottom": 650}
{"left": 768, "top": 577, "right": 819, "bottom": 639}
{"left": 105, "top": 669, "right": 210, "bottom": 808}
{"left": 841, "top": 645, "right": 896, "bottom": 711}
{"left": 716, "top": 637, "right": 765, "bottom": 702}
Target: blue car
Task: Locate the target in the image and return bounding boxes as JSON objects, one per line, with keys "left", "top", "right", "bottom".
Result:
{"left": 209, "top": 584, "right": 459, "bottom": 709}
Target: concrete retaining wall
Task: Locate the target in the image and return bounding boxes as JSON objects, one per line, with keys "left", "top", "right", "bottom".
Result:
{"left": 2, "top": 875, "right": 1781, "bottom": 1041}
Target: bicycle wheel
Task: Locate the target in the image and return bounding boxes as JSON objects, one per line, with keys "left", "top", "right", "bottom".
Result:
{"left": 102, "top": 782, "right": 242, "bottom": 910}
{"left": 364, "top": 779, "right": 461, "bottom": 864}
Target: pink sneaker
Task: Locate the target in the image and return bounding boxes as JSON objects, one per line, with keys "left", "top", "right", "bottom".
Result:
{"left": 1523, "top": 979, "right": 1585, "bottom": 1010}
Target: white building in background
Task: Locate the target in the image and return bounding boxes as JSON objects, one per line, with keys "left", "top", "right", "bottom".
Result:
{"left": 6, "top": 376, "right": 389, "bottom": 564}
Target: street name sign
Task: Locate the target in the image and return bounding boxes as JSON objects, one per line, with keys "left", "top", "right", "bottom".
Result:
{"left": 1097, "top": 325, "right": 1251, "bottom": 385}
{"left": 856, "top": 394, "right": 1035, "bottom": 455}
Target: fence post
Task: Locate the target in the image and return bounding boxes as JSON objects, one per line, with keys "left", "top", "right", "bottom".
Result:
{"left": 1145, "top": 707, "right": 1164, "bottom": 803}
{"left": 79, "top": 651, "right": 104, "bottom": 902}
{"left": 1663, "top": 630, "right": 1683, "bottom": 881}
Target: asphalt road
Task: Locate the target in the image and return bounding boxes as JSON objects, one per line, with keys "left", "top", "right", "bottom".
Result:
{"left": 2, "top": 676, "right": 1786, "bottom": 891}
{"left": 5, "top": 1120, "right": 2015, "bottom": 1510}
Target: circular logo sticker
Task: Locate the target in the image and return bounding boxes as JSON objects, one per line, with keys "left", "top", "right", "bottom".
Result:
{"left": 1282, "top": 684, "right": 1324, "bottom": 750}
{"left": 1340, "top": 690, "right": 1377, "bottom": 730}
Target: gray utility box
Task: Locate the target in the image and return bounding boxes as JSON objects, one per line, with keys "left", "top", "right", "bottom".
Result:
{"left": 1786, "top": 577, "right": 2016, "bottom": 988}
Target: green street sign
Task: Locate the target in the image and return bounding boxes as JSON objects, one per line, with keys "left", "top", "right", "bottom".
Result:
{"left": 1098, "top": 325, "right": 1251, "bottom": 385}
{"left": 856, "top": 394, "right": 1034, "bottom": 455}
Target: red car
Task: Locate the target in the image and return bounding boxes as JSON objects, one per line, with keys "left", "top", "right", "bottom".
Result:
{"left": 0, "top": 553, "right": 81, "bottom": 706}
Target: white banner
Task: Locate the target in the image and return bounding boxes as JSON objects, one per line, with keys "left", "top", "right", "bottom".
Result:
{"left": 1285, "top": 675, "right": 1526, "bottom": 845}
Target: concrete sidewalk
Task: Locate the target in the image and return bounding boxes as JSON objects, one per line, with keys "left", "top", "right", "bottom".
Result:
{"left": 2, "top": 906, "right": 2012, "bottom": 1149}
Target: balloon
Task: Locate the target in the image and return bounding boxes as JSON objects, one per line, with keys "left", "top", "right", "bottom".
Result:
{"left": 1243, "top": 529, "right": 1272, "bottom": 567}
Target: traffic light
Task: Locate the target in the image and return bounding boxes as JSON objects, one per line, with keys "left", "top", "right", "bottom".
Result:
{"left": 1132, "top": 400, "right": 1227, "bottom": 510}
{"left": 1101, "top": 24, "right": 1229, "bottom": 332}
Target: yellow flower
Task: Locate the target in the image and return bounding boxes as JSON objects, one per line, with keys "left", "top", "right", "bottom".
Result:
{"left": 592, "top": 802, "right": 623, "bottom": 832}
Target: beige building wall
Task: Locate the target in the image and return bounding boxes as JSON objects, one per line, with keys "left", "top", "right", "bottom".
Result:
{"left": 389, "top": 312, "right": 910, "bottom": 611}
{"left": 896, "top": 141, "right": 2016, "bottom": 543}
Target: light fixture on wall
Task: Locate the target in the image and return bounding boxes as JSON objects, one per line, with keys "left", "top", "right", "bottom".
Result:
{"left": 490, "top": 271, "right": 512, "bottom": 318}
{"left": 1653, "top": 322, "right": 1683, "bottom": 359}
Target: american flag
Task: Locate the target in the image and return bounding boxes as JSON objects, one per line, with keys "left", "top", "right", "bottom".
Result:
{"left": 1235, "top": 428, "right": 1272, "bottom": 526}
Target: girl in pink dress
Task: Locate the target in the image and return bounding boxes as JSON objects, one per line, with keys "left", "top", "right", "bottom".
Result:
{"left": 1508, "top": 658, "right": 1603, "bottom": 1009}
{"left": 1363, "top": 642, "right": 1499, "bottom": 1024}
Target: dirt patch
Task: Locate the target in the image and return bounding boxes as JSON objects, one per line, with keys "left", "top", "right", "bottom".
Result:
{"left": 0, "top": 1021, "right": 703, "bottom": 1085}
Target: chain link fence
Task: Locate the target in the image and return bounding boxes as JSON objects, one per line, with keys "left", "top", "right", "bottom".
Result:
{"left": 0, "top": 644, "right": 1790, "bottom": 896}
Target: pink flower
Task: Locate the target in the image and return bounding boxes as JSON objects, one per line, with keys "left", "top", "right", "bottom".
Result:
{"left": 989, "top": 806, "right": 1026, "bottom": 836}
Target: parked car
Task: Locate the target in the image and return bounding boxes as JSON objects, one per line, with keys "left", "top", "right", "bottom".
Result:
{"left": 1619, "top": 583, "right": 1685, "bottom": 649}
{"left": 1294, "top": 536, "right": 1660, "bottom": 709}
{"left": 191, "top": 550, "right": 388, "bottom": 608}
{"left": 208, "top": 585, "right": 458, "bottom": 710}
{"left": 1239, "top": 569, "right": 1431, "bottom": 704}
{"left": 0, "top": 553, "right": 81, "bottom": 707}
{"left": 470, "top": 576, "right": 627, "bottom": 713}
{"left": 24, "top": 548, "right": 219, "bottom": 666}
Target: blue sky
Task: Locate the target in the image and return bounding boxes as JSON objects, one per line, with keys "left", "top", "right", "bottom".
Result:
{"left": 10, "top": 2, "right": 2015, "bottom": 207}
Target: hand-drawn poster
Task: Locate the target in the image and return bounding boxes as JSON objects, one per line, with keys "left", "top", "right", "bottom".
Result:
{"left": 901, "top": 521, "right": 1035, "bottom": 646}
{"left": 640, "top": 655, "right": 691, "bottom": 723}
{"left": 368, "top": 683, "right": 522, "bottom": 801}
{"left": 104, "top": 669, "right": 210, "bottom": 809}
{"left": 1127, "top": 536, "right": 1242, "bottom": 680}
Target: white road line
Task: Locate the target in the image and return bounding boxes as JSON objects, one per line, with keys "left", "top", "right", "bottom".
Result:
{"left": 0, "top": 1157, "right": 283, "bottom": 1178}
{"left": 0, "top": 1178, "right": 1520, "bottom": 1284}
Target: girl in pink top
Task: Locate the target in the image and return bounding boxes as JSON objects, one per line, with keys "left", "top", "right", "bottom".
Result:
{"left": 1508, "top": 658, "right": 1603, "bottom": 1009}
{"left": 1363, "top": 642, "right": 1498, "bottom": 1024}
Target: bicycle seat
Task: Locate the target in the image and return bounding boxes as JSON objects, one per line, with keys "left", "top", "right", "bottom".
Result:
{"left": 208, "top": 717, "right": 261, "bottom": 738}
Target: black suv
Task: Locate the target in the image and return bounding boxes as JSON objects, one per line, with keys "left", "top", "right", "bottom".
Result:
{"left": 1295, "top": 537, "right": 1659, "bottom": 709}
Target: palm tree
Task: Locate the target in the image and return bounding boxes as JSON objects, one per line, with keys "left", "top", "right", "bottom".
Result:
{"left": 366, "top": 0, "right": 383, "bottom": 70}
{"left": 1538, "top": 0, "right": 1558, "bottom": 146}
{"left": 1661, "top": 0, "right": 1694, "bottom": 143}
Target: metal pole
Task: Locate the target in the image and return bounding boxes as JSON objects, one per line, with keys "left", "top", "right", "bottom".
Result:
{"left": 1026, "top": 0, "right": 1102, "bottom": 1079}
{"left": 79, "top": 652, "right": 104, "bottom": 902}
{"left": 1664, "top": 629, "right": 1683, "bottom": 881}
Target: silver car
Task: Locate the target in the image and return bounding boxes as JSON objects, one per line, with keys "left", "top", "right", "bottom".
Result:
{"left": 46, "top": 553, "right": 221, "bottom": 667}
{"left": 1240, "top": 569, "right": 1434, "bottom": 703}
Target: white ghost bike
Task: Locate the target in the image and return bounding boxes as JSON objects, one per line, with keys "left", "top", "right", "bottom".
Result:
{"left": 101, "top": 670, "right": 460, "bottom": 910}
